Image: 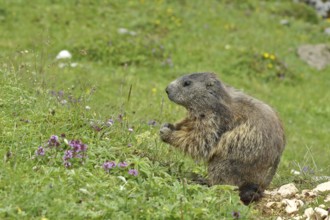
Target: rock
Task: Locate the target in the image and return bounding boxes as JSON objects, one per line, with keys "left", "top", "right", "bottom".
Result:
{"left": 278, "top": 183, "right": 299, "bottom": 197}
{"left": 313, "top": 181, "right": 330, "bottom": 193}
{"left": 325, "top": 27, "right": 330, "bottom": 36}
{"left": 324, "top": 194, "right": 330, "bottom": 202}
{"left": 266, "top": 201, "right": 283, "bottom": 209}
{"left": 284, "top": 200, "right": 298, "bottom": 214}
{"left": 297, "top": 44, "right": 330, "bottom": 70}
{"left": 304, "top": 207, "right": 315, "bottom": 220}
{"left": 264, "top": 189, "right": 278, "bottom": 196}
{"left": 282, "top": 199, "right": 303, "bottom": 214}
{"left": 266, "top": 202, "right": 275, "bottom": 208}
{"left": 314, "top": 207, "right": 328, "bottom": 218}
{"left": 301, "top": 189, "right": 317, "bottom": 198}
{"left": 312, "top": 176, "right": 330, "bottom": 181}
{"left": 319, "top": 204, "right": 326, "bottom": 209}
{"left": 303, "top": 0, "right": 330, "bottom": 18}
{"left": 56, "top": 50, "right": 72, "bottom": 60}
{"left": 296, "top": 200, "right": 304, "bottom": 207}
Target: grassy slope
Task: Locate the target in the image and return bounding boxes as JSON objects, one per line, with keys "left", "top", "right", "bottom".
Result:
{"left": 1, "top": 0, "right": 330, "bottom": 219}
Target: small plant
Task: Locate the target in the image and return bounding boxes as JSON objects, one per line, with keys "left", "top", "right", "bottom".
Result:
{"left": 35, "top": 135, "right": 88, "bottom": 168}
{"left": 102, "top": 161, "right": 138, "bottom": 177}
{"left": 229, "top": 50, "right": 297, "bottom": 82}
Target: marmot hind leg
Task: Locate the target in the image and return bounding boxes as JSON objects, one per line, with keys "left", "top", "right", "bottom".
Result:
{"left": 238, "top": 183, "right": 263, "bottom": 205}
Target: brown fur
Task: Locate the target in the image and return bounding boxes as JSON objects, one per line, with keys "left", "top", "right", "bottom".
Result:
{"left": 160, "top": 73, "right": 285, "bottom": 205}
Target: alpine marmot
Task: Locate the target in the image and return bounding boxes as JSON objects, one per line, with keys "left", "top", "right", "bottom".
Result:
{"left": 160, "top": 72, "right": 285, "bottom": 205}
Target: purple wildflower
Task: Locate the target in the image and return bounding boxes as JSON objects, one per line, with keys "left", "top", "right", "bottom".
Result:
{"left": 48, "top": 135, "right": 60, "bottom": 147}
{"left": 80, "top": 143, "right": 88, "bottom": 151}
{"left": 58, "top": 90, "right": 64, "bottom": 98}
{"left": 35, "top": 146, "right": 45, "bottom": 156}
{"left": 128, "top": 169, "right": 138, "bottom": 176}
{"left": 118, "top": 162, "right": 128, "bottom": 168}
{"left": 69, "top": 140, "right": 87, "bottom": 152}
{"left": 63, "top": 150, "right": 73, "bottom": 161}
{"left": 232, "top": 211, "right": 240, "bottom": 219}
{"left": 103, "top": 161, "right": 116, "bottom": 171}
{"left": 302, "top": 166, "right": 314, "bottom": 174}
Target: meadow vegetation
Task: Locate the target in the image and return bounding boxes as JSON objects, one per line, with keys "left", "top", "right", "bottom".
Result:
{"left": 0, "top": 0, "right": 330, "bottom": 219}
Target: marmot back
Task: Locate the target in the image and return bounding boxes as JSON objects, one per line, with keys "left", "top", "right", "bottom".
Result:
{"left": 160, "top": 72, "right": 285, "bottom": 205}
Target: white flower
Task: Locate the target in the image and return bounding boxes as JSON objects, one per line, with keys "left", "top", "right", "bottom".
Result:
{"left": 60, "top": 100, "right": 68, "bottom": 105}
{"left": 56, "top": 50, "right": 72, "bottom": 59}
{"left": 118, "top": 28, "right": 137, "bottom": 36}
{"left": 118, "top": 28, "right": 129, "bottom": 34}
{"left": 70, "top": 62, "right": 78, "bottom": 67}
{"left": 58, "top": 63, "right": 67, "bottom": 68}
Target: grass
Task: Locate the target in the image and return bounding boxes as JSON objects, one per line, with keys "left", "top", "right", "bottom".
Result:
{"left": 1, "top": 0, "right": 330, "bottom": 219}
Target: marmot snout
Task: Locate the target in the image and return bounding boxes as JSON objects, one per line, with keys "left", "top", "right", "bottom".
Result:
{"left": 160, "top": 72, "right": 285, "bottom": 205}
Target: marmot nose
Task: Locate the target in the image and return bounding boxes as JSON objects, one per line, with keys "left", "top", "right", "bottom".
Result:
{"left": 165, "top": 87, "right": 169, "bottom": 94}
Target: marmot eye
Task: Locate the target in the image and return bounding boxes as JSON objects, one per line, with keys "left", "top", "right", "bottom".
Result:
{"left": 183, "top": 80, "right": 192, "bottom": 87}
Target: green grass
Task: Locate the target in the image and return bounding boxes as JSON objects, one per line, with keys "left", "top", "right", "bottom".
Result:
{"left": 1, "top": 0, "right": 330, "bottom": 219}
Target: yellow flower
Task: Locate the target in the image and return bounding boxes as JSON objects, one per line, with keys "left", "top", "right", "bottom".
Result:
{"left": 175, "top": 18, "right": 182, "bottom": 27}
{"left": 155, "top": 20, "right": 160, "bottom": 25}
{"left": 167, "top": 8, "right": 173, "bottom": 14}
{"left": 224, "top": 24, "right": 235, "bottom": 30}
{"left": 267, "top": 63, "right": 273, "bottom": 69}
{"left": 263, "top": 53, "right": 269, "bottom": 59}
{"left": 270, "top": 54, "right": 276, "bottom": 60}
{"left": 152, "top": 88, "right": 157, "bottom": 93}
{"left": 136, "top": 131, "right": 151, "bottom": 145}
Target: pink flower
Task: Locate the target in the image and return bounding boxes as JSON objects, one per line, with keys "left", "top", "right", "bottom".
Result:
{"left": 128, "top": 169, "right": 138, "bottom": 176}
{"left": 118, "top": 162, "right": 128, "bottom": 168}
{"left": 103, "top": 161, "right": 116, "bottom": 171}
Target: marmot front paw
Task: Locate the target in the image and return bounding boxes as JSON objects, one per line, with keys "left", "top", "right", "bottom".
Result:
{"left": 159, "top": 123, "right": 174, "bottom": 142}
{"left": 161, "top": 123, "right": 175, "bottom": 130}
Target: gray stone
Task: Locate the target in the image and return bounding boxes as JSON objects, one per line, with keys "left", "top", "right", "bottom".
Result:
{"left": 277, "top": 183, "right": 299, "bottom": 197}
{"left": 324, "top": 27, "right": 330, "bottom": 35}
{"left": 297, "top": 44, "right": 330, "bottom": 70}
{"left": 313, "top": 181, "right": 330, "bottom": 192}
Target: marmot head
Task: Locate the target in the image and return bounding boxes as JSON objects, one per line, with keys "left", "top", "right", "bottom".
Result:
{"left": 165, "top": 73, "right": 231, "bottom": 112}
